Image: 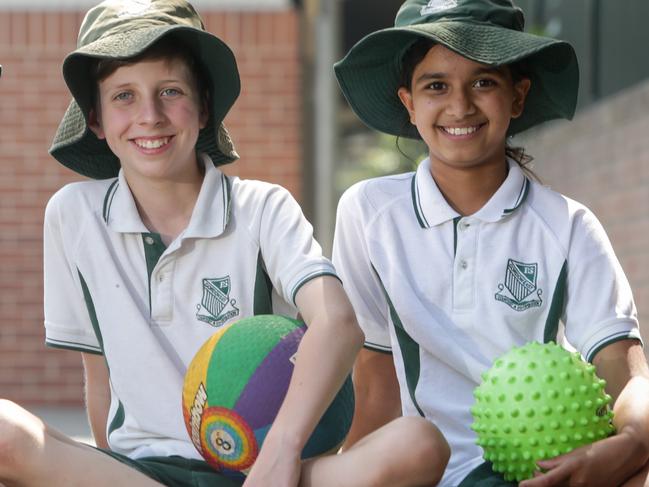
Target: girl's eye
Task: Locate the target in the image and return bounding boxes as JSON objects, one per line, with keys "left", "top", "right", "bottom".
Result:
{"left": 474, "top": 78, "right": 496, "bottom": 88}
{"left": 427, "top": 81, "right": 446, "bottom": 91}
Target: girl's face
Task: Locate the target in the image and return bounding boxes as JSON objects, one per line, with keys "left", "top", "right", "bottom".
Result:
{"left": 89, "top": 57, "right": 208, "bottom": 186}
{"left": 398, "top": 44, "right": 530, "bottom": 174}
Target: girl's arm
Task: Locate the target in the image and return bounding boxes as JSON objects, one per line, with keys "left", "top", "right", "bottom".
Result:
{"left": 342, "top": 348, "right": 402, "bottom": 449}
{"left": 520, "top": 339, "right": 649, "bottom": 487}
{"left": 242, "top": 275, "right": 364, "bottom": 487}
{"left": 82, "top": 352, "right": 111, "bottom": 449}
{"left": 596, "top": 340, "right": 649, "bottom": 457}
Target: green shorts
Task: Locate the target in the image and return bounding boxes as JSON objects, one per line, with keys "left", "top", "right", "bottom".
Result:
{"left": 458, "top": 462, "right": 518, "bottom": 487}
{"left": 98, "top": 448, "right": 243, "bottom": 487}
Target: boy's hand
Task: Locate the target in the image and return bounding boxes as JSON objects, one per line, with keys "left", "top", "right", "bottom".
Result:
{"left": 518, "top": 430, "right": 648, "bottom": 487}
{"left": 242, "top": 438, "right": 301, "bottom": 487}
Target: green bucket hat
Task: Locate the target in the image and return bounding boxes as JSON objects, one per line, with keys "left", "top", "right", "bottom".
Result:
{"left": 334, "top": 0, "right": 579, "bottom": 138}
{"left": 49, "top": 0, "right": 240, "bottom": 179}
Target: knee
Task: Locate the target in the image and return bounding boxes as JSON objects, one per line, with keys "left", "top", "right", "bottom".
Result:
{"left": 396, "top": 417, "right": 449, "bottom": 484}
{"left": 0, "top": 400, "right": 39, "bottom": 476}
{"left": 370, "top": 417, "right": 449, "bottom": 487}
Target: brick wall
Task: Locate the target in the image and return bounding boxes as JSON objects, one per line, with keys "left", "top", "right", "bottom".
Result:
{"left": 0, "top": 8, "right": 302, "bottom": 405}
{"left": 519, "top": 80, "right": 649, "bottom": 351}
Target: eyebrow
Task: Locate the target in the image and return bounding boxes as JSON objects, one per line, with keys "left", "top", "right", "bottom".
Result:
{"left": 414, "top": 66, "right": 507, "bottom": 84}
{"left": 103, "top": 79, "right": 185, "bottom": 90}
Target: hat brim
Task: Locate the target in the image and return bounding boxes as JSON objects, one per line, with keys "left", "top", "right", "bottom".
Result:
{"left": 334, "top": 21, "right": 579, "bottom": 138}
{"left": 50, "top": 25, "right": 240, "bottom": 179}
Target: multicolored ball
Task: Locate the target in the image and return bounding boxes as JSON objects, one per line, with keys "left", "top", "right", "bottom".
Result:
{"left": 182, "top": 315, "right": 354, "bottom": 478}
{"left": 471, "top": 341, "right": 615, "bottom": 481}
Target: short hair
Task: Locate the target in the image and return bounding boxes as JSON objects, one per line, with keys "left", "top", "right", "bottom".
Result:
{"left": 91, "top": 36, "right": 210, "bottom": 111}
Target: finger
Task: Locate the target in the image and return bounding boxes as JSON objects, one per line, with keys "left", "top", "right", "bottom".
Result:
{"left": 536, "top": 453, "right": 567, "bottom": 470}
{"left": 519, "top": 464, "right": 571, "bottom": 487}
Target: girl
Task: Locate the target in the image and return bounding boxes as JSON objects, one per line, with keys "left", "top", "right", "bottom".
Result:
{"left": 333, "top": 0, "right": 649, "bottom": 486}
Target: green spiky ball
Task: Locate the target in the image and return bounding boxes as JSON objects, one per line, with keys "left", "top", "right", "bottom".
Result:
{"left": 471, "top": 342, "right": 615, "bottom": 481}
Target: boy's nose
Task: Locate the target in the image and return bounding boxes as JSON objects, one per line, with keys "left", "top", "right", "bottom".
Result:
{"left": 137, "top": 97, "right": 166, "bottom": 126}
{"left": 445, "top": 88, "right": 476, "bottom": 118}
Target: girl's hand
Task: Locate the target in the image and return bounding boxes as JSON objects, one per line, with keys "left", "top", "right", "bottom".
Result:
{"left": 518, "top": 430, "right": 648, "bottom": 487}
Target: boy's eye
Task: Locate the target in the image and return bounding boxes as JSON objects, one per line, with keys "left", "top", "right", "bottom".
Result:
{"left": 113, "top": 91, "right": 133, "bottom": 101}
{"left": 161, "top": 88, "right": 182, "bottom": 97}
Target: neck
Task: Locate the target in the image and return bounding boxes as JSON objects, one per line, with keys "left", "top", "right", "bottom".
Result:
{"left": 126, "top": 167, "right": 205, "bottom": 246}
{"left": 430, "top": 158, "right": 508, "bottom": 216}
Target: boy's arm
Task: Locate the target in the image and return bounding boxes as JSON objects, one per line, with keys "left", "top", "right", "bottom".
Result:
{"left": 82, "top": 353, "right": 111, "bottom": 449}
{"left": 342, "top": 348, "right": 401, "bottom": 449}
{"left": 520, "top": 339, "right": 649, "bottom": 487}
{"left": 242, "top": 275, "right": 364, "bottom": 487}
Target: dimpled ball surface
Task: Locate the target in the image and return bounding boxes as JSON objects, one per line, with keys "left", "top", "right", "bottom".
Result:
{"left": 471, "top": 341, "right": 615, "bottom": 481}
{"left": 182, "top": 315, "right": 354, "bottom": 480}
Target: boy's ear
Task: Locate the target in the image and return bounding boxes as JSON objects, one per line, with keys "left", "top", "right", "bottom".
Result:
{"left": 511, "top": 77, "right": 532, "bottom": 119}
{"left": 397, "top": 87, "right": 416, "bottom": 125}
{"left": 88, "top": 108, "right": 106, "bottom": 139}
{"left": 199, "top": 100, "right": 209, "bottom": 129}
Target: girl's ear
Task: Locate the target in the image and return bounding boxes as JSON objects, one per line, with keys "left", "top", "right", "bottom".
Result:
{"left": 397, "top": 87, "right": 417, "bottom": 125}
{"left": 88, "top": 108, "right": 106, "bottom": 139}
{"left": 511, "top": 77, "right": 532, "bottom": 119}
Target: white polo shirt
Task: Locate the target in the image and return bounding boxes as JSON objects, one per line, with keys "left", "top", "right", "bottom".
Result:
{"left": 332, "top": 158, "right": 641, "bottom": 487}
{"left": 44, "top": 154, "right": 336, "bottom": 460}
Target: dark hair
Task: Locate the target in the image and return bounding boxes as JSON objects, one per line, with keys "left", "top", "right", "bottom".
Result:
{"left": 91, "top": 36, "right": 210, "bottom": 113}
{"left": 399, "top": 38, "right": 436, "bottom": 91}
{"left": 398, "top": 38, "right": 538, "bottom": 180}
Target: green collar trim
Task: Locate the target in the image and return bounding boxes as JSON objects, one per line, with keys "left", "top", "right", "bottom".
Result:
{"left": 503, "top": 177, "right": 530, "bottom": 216}
{"left": 411, "top": 172, "right": 429, "bottom": 229}
{"left": 102, "top": 179, "right": 119, "bottom": 224}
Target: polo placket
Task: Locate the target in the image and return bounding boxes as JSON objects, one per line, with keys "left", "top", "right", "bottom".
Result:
{"left": 453, "top": 217, "right": 478, "bottom": 310}
{"left": 142, "top": 233, "right": 174, "bottom": 324}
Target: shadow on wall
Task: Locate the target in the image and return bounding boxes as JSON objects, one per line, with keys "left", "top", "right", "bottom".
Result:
{"left": 516, "top": 78, "right": 649, "bottom": 358}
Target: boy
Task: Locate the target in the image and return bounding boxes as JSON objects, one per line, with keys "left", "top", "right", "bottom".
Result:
{"left": 0, "top": 1, "right": 447, "bottom": 486}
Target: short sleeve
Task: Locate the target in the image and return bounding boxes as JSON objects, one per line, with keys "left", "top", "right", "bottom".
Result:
{"left": 333, "top": 184, "right": 391, "bottom": 352}
{"left": 257, "top": 186, "right": 337, "bottom": 305}
{"left": 563, "top": 207, "right": 641, "bottom": 362}
{"left": 43, "top": 190, "right": 102, "bottom": 354}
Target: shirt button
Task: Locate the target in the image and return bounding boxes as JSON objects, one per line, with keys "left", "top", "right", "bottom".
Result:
{"left": 159, "top": 275, "right": 165, "bottom": 282}
{"left": 460, "top": 260, "right": 468, "bottom": 270}
{"left": 461, "top": 222, "right": 471, "bottom": 230}
{"left": 145, "top": 236, "right": 155, "bottom": 245}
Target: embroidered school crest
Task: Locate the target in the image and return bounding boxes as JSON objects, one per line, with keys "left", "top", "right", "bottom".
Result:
{"left": 495, "top": 259, "right": 543, "bottom": 311}
{"left": 196, "top": 276, "right": 240, "bottom": 327}
{"left": 420, "top": 0, "right": 458, "bottom": 16}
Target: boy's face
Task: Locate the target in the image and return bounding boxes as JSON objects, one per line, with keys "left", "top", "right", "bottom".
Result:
{"left": 89, "top": 57, "right": 208, "bottom": 184}
{"left": 397, "top": 44, "right": 530, "bottom": 174}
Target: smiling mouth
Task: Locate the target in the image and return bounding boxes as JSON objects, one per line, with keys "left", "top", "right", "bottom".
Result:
{"left": 133, "top": 137, "right": 171, "bottom": 149}
{"left": 439, "top": 124, "right": 485, "bottom": 136}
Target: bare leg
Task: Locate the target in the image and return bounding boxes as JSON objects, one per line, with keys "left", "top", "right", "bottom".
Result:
{"left": 622, "top": 462, "right": 649, "bottom": 487}
{"left": 300, "top": 416, "right": 449, "bottom": 487}
{"left": 0, "top": 400, "right": 163, "bottom": 487}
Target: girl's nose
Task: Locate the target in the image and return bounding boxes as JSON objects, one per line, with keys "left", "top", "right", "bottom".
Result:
{"left": 445, "top": 87, "right": 476, "bottom": 118}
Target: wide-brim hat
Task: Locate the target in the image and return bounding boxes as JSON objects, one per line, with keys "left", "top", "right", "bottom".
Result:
{"left": 334, "top": 0, "right": 579, "bottom": 138}
{"left": 49, "top": 0, "right": 240, "bottom": 179}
